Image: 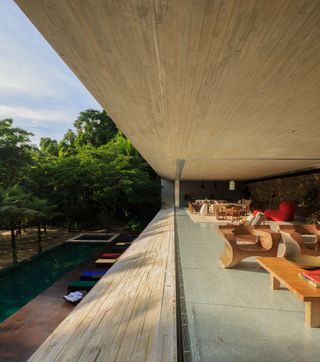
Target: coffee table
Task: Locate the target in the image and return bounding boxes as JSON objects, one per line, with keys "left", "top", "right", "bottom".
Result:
{"left": 256, "top": 257, "right": 320, "bottom": 327}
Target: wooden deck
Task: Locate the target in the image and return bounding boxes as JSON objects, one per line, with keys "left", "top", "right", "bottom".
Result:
{"left": 28, "top": 209, "right": 176, "bottom": 362}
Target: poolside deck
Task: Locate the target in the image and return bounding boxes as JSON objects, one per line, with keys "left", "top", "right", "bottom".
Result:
{"left": 176, "top": 209, "right": 320, "bottom": 361}
{"left": 28, "top": 209, "right": 176, "bottom": 362}
{"left": 0, "top": 243, "right": 112, "bottom": 362}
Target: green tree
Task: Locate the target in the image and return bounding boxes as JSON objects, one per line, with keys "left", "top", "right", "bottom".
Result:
{"left": 29, "top": 197, "right": 59, "bottom": 253}
{"left": 40, "top": 137, "right": 59, "bottom": 156}
{"left": 0, "top": 119, "right": 34, "bottom": 188}
{"left": 2, "top": 110, "right": 160, "bottom": 240}
{"left": 58, "top": 129, "right": 77, "bottom": 157}
{"left": 74, "top": 109, "right": 117, "bottom": 148}
{"left": 107, "top": 133, "right": 161, "bottom": 230}
{"left": 44, "top": 156, "right": 93, "bottom": 231}
{"left": 77, "top": 133, "right": 160, "bottom": 230}
{"left": 0, "top": 186, "right": 41, "bottom": 263}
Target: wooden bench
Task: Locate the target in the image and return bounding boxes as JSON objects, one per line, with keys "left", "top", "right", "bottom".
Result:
{"left": 257, "top": 257, "right": 320, "bottom": 327}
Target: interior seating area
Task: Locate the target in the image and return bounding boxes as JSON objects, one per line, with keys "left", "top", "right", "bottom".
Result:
{"left": 187, "top": 196, "right": 319, "bottom": 272}
{"left": 188, "top": 199, "right": 252, "bottom": 221}
{"left": 217, "top": 222, "right": 320, "bottom": 269}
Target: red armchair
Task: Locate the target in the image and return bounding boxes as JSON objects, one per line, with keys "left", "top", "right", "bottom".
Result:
{"left": 264, "top": 201, "right": 297, "bottom": 221}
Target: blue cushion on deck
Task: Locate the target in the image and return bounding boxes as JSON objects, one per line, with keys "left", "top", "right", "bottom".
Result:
{"left": 80, "top": 271, "right": 106, "bottom": 281}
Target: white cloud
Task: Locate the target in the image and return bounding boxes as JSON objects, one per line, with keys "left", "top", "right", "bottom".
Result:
{"left": 0, "top": 104, "right": 72, "bottom": 123}
{"left": 0, "top": 1, "right": 101, "bottom": 143}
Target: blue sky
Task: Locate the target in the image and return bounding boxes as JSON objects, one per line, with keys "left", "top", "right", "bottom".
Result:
{"left": 0, "top": 1, "right": 101, "bottom": 144}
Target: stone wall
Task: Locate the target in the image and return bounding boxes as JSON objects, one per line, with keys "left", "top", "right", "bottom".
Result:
{"left": 246, "top": 172, "right": 320, "bottom": 208}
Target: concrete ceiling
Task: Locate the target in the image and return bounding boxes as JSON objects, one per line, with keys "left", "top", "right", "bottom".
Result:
{"left": 15, "top": 0, "right": 320, "bottom": 180}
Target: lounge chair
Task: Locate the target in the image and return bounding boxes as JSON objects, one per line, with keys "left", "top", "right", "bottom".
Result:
{"left": 95, "top": 258, "right": 117, "bottom": 266}
{"left": 100, "top": 252, "right": 122, "bottom": 259}
{"left": 279, "top": 224, "right": 320, "bottom": 258}
{"left": 112, "top": 243, "right": 130, "bottom": 253}
{"left": 68, "top": 280, "right": 97, "bottom": 292}
{"left": 115, "top": 242, "right": 131, "bottom": 246}
{"left": 218, "top": 225, "right": 281, "bottom": 268}
{"left": 80, "top": 271, "right": 106, "bottom": 281}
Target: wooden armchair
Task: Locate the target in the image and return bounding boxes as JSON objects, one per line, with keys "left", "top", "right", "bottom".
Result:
{"left": 279, "top": 224, "right": 320, "bottom": 258}
{"left": 218, "top": 225, "right": 281, "bottom": 268}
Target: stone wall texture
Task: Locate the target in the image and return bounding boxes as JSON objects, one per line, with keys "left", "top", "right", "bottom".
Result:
{"left": 246, "top": 172, "right": 320, "bottom": 207}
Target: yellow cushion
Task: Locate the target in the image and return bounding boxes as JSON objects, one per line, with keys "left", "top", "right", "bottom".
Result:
{"left": 95, "top": 258, "right": 116, "bottom": 264}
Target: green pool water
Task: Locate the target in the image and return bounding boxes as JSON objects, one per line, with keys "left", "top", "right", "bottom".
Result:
{"left": 0, "top": 242, "right": 105, "bottom": 323}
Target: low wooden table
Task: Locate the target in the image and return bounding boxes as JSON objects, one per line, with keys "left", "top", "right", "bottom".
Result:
{"left": 256, "top": 257, "right": 320, "bottom": 327}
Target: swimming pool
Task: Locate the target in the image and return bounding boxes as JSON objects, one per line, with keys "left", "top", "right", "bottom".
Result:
{"left": 0, "top": 242, "right": 106, "bottom": 323}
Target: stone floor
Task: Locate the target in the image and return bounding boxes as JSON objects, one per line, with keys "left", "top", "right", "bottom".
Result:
{"left": 176, "top": 209, "right": 320, "bottom": 362}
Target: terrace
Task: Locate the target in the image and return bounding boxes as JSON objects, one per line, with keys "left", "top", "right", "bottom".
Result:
{"left": 4, "top": 1, "right": 320, "bottom": 361}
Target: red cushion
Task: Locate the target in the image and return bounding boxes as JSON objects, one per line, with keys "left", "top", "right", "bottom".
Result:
{"left": 264, "top": 201, "right": 297, "bottom": 221}
{"left": 101, "top": 253, "right": 122, "bottom": 258}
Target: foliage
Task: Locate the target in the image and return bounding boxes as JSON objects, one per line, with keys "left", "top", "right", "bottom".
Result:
{"left": 0, "top": 119, "right": 34, "bottom": 188}
{"left": 39, "top": 137, "right": 59, "bottom": 156}
{"left": 0, "top": 110, "right": 160, "bottom": 262}
{"left": 0, "top": 186, "right": 46, "bottom": 262}
{"left": 73, "top": 109, "right": 117, "bottom": 148}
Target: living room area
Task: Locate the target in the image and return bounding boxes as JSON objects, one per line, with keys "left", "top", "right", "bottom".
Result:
{"left": 182, "top": 170, "right": 320, "bottom": 224}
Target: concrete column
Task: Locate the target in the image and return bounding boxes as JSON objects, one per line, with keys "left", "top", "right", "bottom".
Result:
{"left": 161, "top": 178, "right": 174, "bottom": 208}
{"left": 175, "top": 179, "right": 180, "bottom": 208}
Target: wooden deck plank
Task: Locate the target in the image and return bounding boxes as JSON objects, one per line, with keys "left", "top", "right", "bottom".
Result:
{"left": 28, "top": 209, "right": 177, "bottom": 362}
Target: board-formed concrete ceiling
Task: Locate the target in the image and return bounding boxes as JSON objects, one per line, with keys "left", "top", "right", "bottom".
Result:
{"left": 15, "top": 0, "right": 320, "bottom": 180}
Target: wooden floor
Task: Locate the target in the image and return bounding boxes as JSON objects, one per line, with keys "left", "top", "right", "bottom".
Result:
{"left": 28, "top": 209, "right": 176, "bottom": 362}
{"left": 0, "top": 244, "right": 112, "bottom": 362}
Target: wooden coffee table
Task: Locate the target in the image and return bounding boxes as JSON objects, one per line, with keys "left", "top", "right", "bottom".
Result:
{"left": 256, "top": 257, "right": 320, "bottom": 327}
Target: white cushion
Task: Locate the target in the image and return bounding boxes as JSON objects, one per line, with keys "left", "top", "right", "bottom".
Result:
{"left": 251, "top": 212, "right": 264, "bottom": 225}
{"left": 200, "top": 204, "right": 208, "bottom": 216}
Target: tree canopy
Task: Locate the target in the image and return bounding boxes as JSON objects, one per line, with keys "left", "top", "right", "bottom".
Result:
{"left": 0, "top": 109, "right": 160, "bottom": 244}
{"left": 0, "top": 119, "right": 34, "bottom": 188}
{"left": 73, "top": 109, "right": 118, "bottom": 148}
